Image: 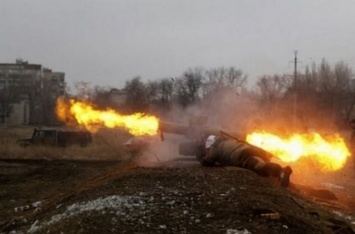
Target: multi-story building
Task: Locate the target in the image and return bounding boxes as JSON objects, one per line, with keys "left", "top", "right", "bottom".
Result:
{"left": 0, "top": 59, "right": 65, "bottom": 126}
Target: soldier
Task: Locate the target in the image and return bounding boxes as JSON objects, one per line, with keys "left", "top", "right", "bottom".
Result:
{"left": 199, "top": 135, "right": 293, "bottom": 188}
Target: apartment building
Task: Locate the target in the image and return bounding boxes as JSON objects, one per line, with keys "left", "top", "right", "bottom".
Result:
{"left": 0, "top": 59, "right": 65, "bottom": 126}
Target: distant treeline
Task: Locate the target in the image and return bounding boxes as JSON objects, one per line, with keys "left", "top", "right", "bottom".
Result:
{"left": 72, "top": 59, "right": 355, "bottom": 133}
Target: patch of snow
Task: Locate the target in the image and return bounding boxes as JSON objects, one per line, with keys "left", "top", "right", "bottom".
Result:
{"left": 32, "top": 201, "right": 42, "bottom": 208}
{"left": 226, "top": 229, "right": 252, "bottom": 234}
{"left": 28, "top": 195, "right": 143, "bottom": 233}
{"left": 14, "top": 201, "right": 42, "bottom": 213}
{"left": 9, "top": 231, "right": 24, "bottom": 234}
{"left": 333, "top": 210, "right": 355, "bottom": 223}
{"left": 322, "top": 183, "right": 345, "bottom": 190}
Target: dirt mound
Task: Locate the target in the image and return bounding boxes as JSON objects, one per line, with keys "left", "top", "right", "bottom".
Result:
{"left": 1, "top": 160, "right": 354, "bottom": 234}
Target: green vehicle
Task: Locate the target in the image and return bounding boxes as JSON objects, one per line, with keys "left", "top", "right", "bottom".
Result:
{"left": 17, "top": 128, "right": 92, "bottom": 147}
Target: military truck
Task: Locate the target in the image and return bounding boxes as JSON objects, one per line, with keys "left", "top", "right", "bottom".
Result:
{"left": 17, "top": 128, "right": 93, "bottom": 147}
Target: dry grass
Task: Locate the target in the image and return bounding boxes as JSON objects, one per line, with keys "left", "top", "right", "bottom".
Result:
{"left": 0, "top": 127, "right": 134, "bottom": 161}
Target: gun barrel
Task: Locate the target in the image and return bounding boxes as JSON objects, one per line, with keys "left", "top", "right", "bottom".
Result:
{"left": 159, "top": 121, "right": 243, "bottom": 140}
{"left": 159, "top": 121, "right": 192, "bottom": 135}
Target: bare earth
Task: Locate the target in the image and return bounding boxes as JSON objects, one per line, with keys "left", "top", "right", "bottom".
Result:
{"left": 1, "top": 154, "right": 355, "bottom": 234}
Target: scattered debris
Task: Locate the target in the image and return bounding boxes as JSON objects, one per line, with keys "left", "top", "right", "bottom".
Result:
{"left": 322, "top": 183, "right": 345, "bottom": 190}
{"left": 333, "top": 211, "right": 355, "bottom": 225}
{"left": 260, "top": 213, "right": 281, "bottom": 220}
{"left": 32, "top": 201, "right": 42, "bottom": 208}
{"left": 14, "top": 205, "right": 30, "bottom": 213}
{"left": 226, "top": 228, "right": 252, "bottom": 234}
{"left": 14, "top": 201, "right": 42, "bottom": 213}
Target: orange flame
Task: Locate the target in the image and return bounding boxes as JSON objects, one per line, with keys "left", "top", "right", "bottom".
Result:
{"left": 56, "top": 97, "right": 159, "bottom": 136}
{"left": 246, "top": 131, "right": 351, "bottom": 172}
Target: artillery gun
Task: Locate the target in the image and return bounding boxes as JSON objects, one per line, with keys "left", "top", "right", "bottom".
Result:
{"left": 158, "top": 116, "right": 245, "bottom": 160}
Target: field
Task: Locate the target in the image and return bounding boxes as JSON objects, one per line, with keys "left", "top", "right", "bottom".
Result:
{"left": 1, "top": 127, "right": 355, "bottom": 233}
{"left": 0, "top": 127, "right": 133, "bottom": 161}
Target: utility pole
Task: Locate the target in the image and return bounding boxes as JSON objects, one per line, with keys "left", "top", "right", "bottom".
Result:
{"left": 290, "top": 51, "right": 301, "bottom": 130}
{"left": 294, "top": 50, "right": 298, "bottom": 87}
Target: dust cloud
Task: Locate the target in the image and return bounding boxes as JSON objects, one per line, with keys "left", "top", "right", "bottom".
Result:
{"left": 134, "top": 134, "right": 196, "bottom": 167}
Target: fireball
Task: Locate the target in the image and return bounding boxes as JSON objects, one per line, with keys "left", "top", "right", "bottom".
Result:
{"left": 56, "top": 97, "right": 159, "bottom": 136}
{"left": 246, "top": 131, "right": 351, "bottom": 172}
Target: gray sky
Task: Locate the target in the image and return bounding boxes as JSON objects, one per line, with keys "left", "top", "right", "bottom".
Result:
{"left": 1, "top": 0, "right": 355, "bottom": 90}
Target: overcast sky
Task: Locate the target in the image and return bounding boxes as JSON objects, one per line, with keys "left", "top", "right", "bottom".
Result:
{"left": 1, "top": 0, "right": 355, "bottom": 90}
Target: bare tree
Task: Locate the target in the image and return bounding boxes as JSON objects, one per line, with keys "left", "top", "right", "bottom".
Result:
{"left": 91, "top": 86, "right": 112, "bottom": 109}
{"left": 312, "top": 60, "right": 354, "bottom": 125}
{"left": 300, "top": 63, "right": 318, "bottom": 93}
{"left": 318, "top": 59, "right": 335, "bottom": 93}
{"left": 158, "top": 78, "right": 174, "bottom": 109}
{"left": 332, "top": 61, "right": 354, "bottom": 122}
{"left": 256, "top": 75, "right": 289, "bottom": 104}
{"left": 74, "top": 81, "right": 92, "bottom": 100}
{"left": 204, "top": 67, "right": 247, "bottom": 97}
{"left": 124, "top": 77, "right": 149, "bottom": 112}
{"left": 174, "top": 78, "right": 190, "bottom": 107}
{"left": 334, "top": 61, "right": 352, "bottom": 92}
{"left": 146, "top": 80, "right": 160, "bottom": 103}
{"left": 174, "top": 68, "right": 204, "bottom": 107}
{"left": 252, "top": 59, "right": 355, "bottom": 131}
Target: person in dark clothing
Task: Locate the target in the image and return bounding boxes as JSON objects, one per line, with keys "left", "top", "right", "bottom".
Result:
{"left": 199, "top": 135, "right": 293, "bottom": 188}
